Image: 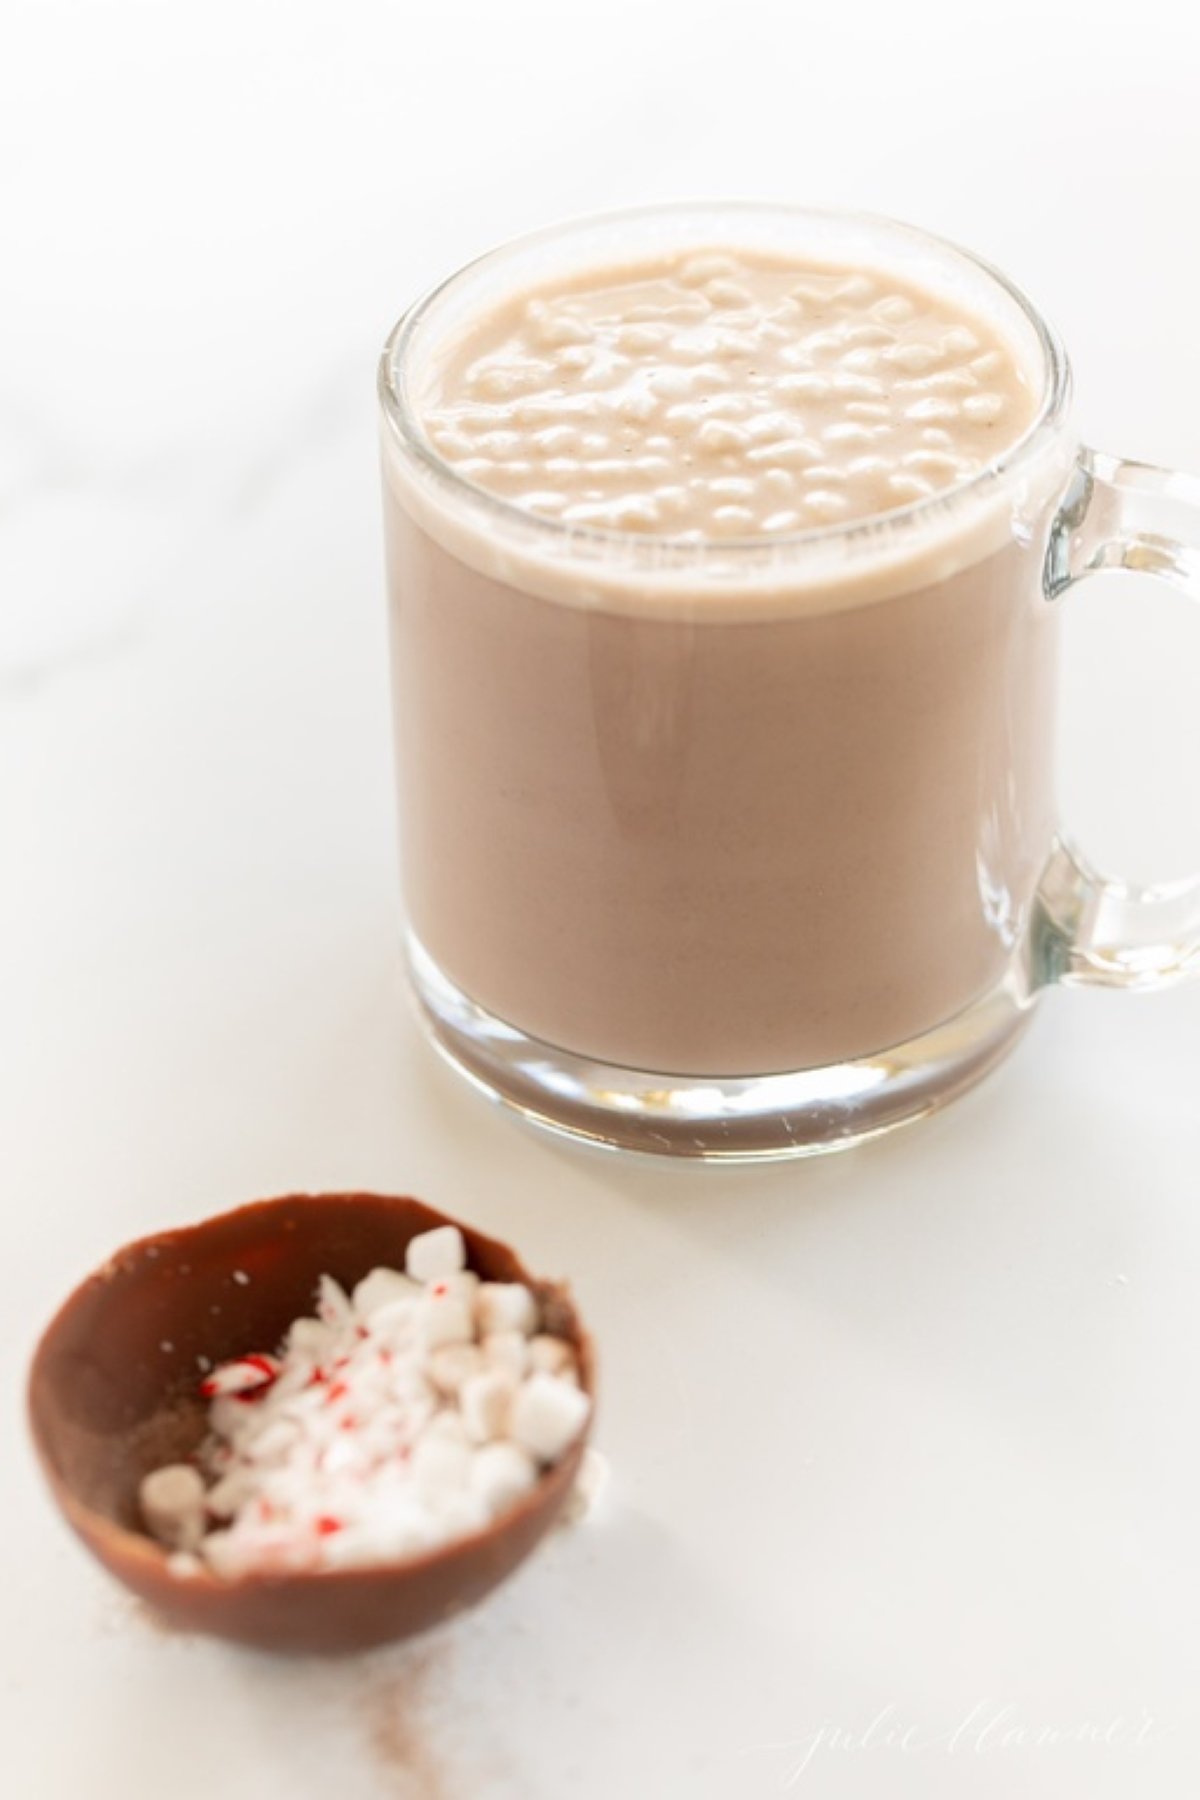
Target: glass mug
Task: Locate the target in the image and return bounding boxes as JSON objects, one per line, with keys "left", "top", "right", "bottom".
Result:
{"left": 378, "top": 205, "right": 1200, "bottom": 1160}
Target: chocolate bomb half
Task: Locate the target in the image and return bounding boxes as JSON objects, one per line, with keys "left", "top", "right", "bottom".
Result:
{"left": 28, "top": 1193, "right": 593, "bottom": 1654}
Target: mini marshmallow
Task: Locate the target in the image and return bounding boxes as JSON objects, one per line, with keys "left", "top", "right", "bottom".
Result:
{"left": 427, "top": 1342, "right": 486, "bottom": 1397}
{"left": 561, "top": 1447, "right": 611, "bottom": 1527}
{"left": 475, "top": 1281, "right": 539, "bottom": 1337}
{"left": 481, "top": 1330, "right": 529, "bottom": 1380}
{"left": 197, "top": 1529, "right": 248, "bottom": 1580}
{"left": 352, "top": 1267, "right": 421, "bottom": 1318}
{"left": 428, "top": 1270, "right": 480, "bottom": 1306}
{"left": 139, "top": 1464, "right": 207, "bottom": 1551}
{"left": 527, "top": 1334, "right": 580, "bottom": 1383}
{"left": 421, "top": 1408, "right": 471, "bottom": 1447}
{"left": 468, "top": 1442, "right": 539, "bottom": 1516}
{"left": 418, "top": 1287, "right": 475, "bottom": 1352}
{"left": 411, "top": 1433, "right": 471, "bottom": 1503}
{"left": 459, "top": 1369, "right": 516, "bottom": 1444}
{"left": 367, "top": 1295, "right": 422, "bottom": 1346}
{"left": 353, "top": 1487, "right": 442, "bottom": 1561}
{"left": 205, "top": 1469, "right": 258, "bottom": 1520}
{"left": 405, "top": 1225, "right": 467, "bottom": 1283}
{"left": 510, "top": 1374, "right": 591, "bottom": 1463}
{"left": 425, "top": 1491, "right": 490, "bottom": 1545}
{"left": 202, "top": 1527, "right": 316, "bottom": 1581}
{"left": 287, "top": 1317, "right": 334, "bottom": 1359}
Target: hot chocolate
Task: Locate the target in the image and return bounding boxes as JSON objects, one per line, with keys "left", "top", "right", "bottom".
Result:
{"left": 382, "top": 236, "right": 1059, "bottom": 1078}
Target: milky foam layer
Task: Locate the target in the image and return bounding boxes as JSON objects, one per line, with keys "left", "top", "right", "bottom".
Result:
{"left": 417, "top": 250, "right": 1038, "bottom": 540}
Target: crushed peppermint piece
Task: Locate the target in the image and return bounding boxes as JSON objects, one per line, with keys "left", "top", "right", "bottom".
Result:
{"left": 198, "top": 1353, "right": 280, "bottom": 1400}
{"left": 138, "top": 1225, "right": 591, "bottom": 1577}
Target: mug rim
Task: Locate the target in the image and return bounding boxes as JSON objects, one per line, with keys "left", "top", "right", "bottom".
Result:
{"left": 378, "top": 201, "right": 1072, "bottom": 569}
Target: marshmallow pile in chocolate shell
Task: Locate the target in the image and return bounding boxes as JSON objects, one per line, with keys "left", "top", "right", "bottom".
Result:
{"left": 138, "top": 1225, "right": 590, "bottom": 1577}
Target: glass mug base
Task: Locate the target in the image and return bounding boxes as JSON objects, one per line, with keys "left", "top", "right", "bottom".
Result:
{"left": 406, "top": 934, "right": 1036, "bottom": 1162}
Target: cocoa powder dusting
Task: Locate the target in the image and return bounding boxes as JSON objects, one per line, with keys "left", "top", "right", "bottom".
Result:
{"left": 363, "top": 1643, "right": 452, "bottom": 1800}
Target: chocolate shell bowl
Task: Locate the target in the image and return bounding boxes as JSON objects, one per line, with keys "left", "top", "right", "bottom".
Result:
{"left": 28, "top": 1192, "right": 594, "bottom": 1654}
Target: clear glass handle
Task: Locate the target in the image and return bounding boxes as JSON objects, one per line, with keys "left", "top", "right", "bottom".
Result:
{"left": 1038, "top": 447, "right": 1200, "bottom": 989}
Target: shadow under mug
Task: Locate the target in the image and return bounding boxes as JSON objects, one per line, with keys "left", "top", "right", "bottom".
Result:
{"left": 378, "top": 205, "right": 1200, "bottom": 1160}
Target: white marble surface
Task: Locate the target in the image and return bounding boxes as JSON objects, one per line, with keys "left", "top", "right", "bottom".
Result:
{"left": 6, "top": 3, "right": 1200, "bottom": 1795}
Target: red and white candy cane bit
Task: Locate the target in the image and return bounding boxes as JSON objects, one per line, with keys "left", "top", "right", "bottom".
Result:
{"left": 199, "top": 1352, "right": 280, "bottom": 1399}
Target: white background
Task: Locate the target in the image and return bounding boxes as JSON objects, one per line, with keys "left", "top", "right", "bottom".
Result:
{"left": 5, "top": 2, "right": 1200, "bottom": 1796}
